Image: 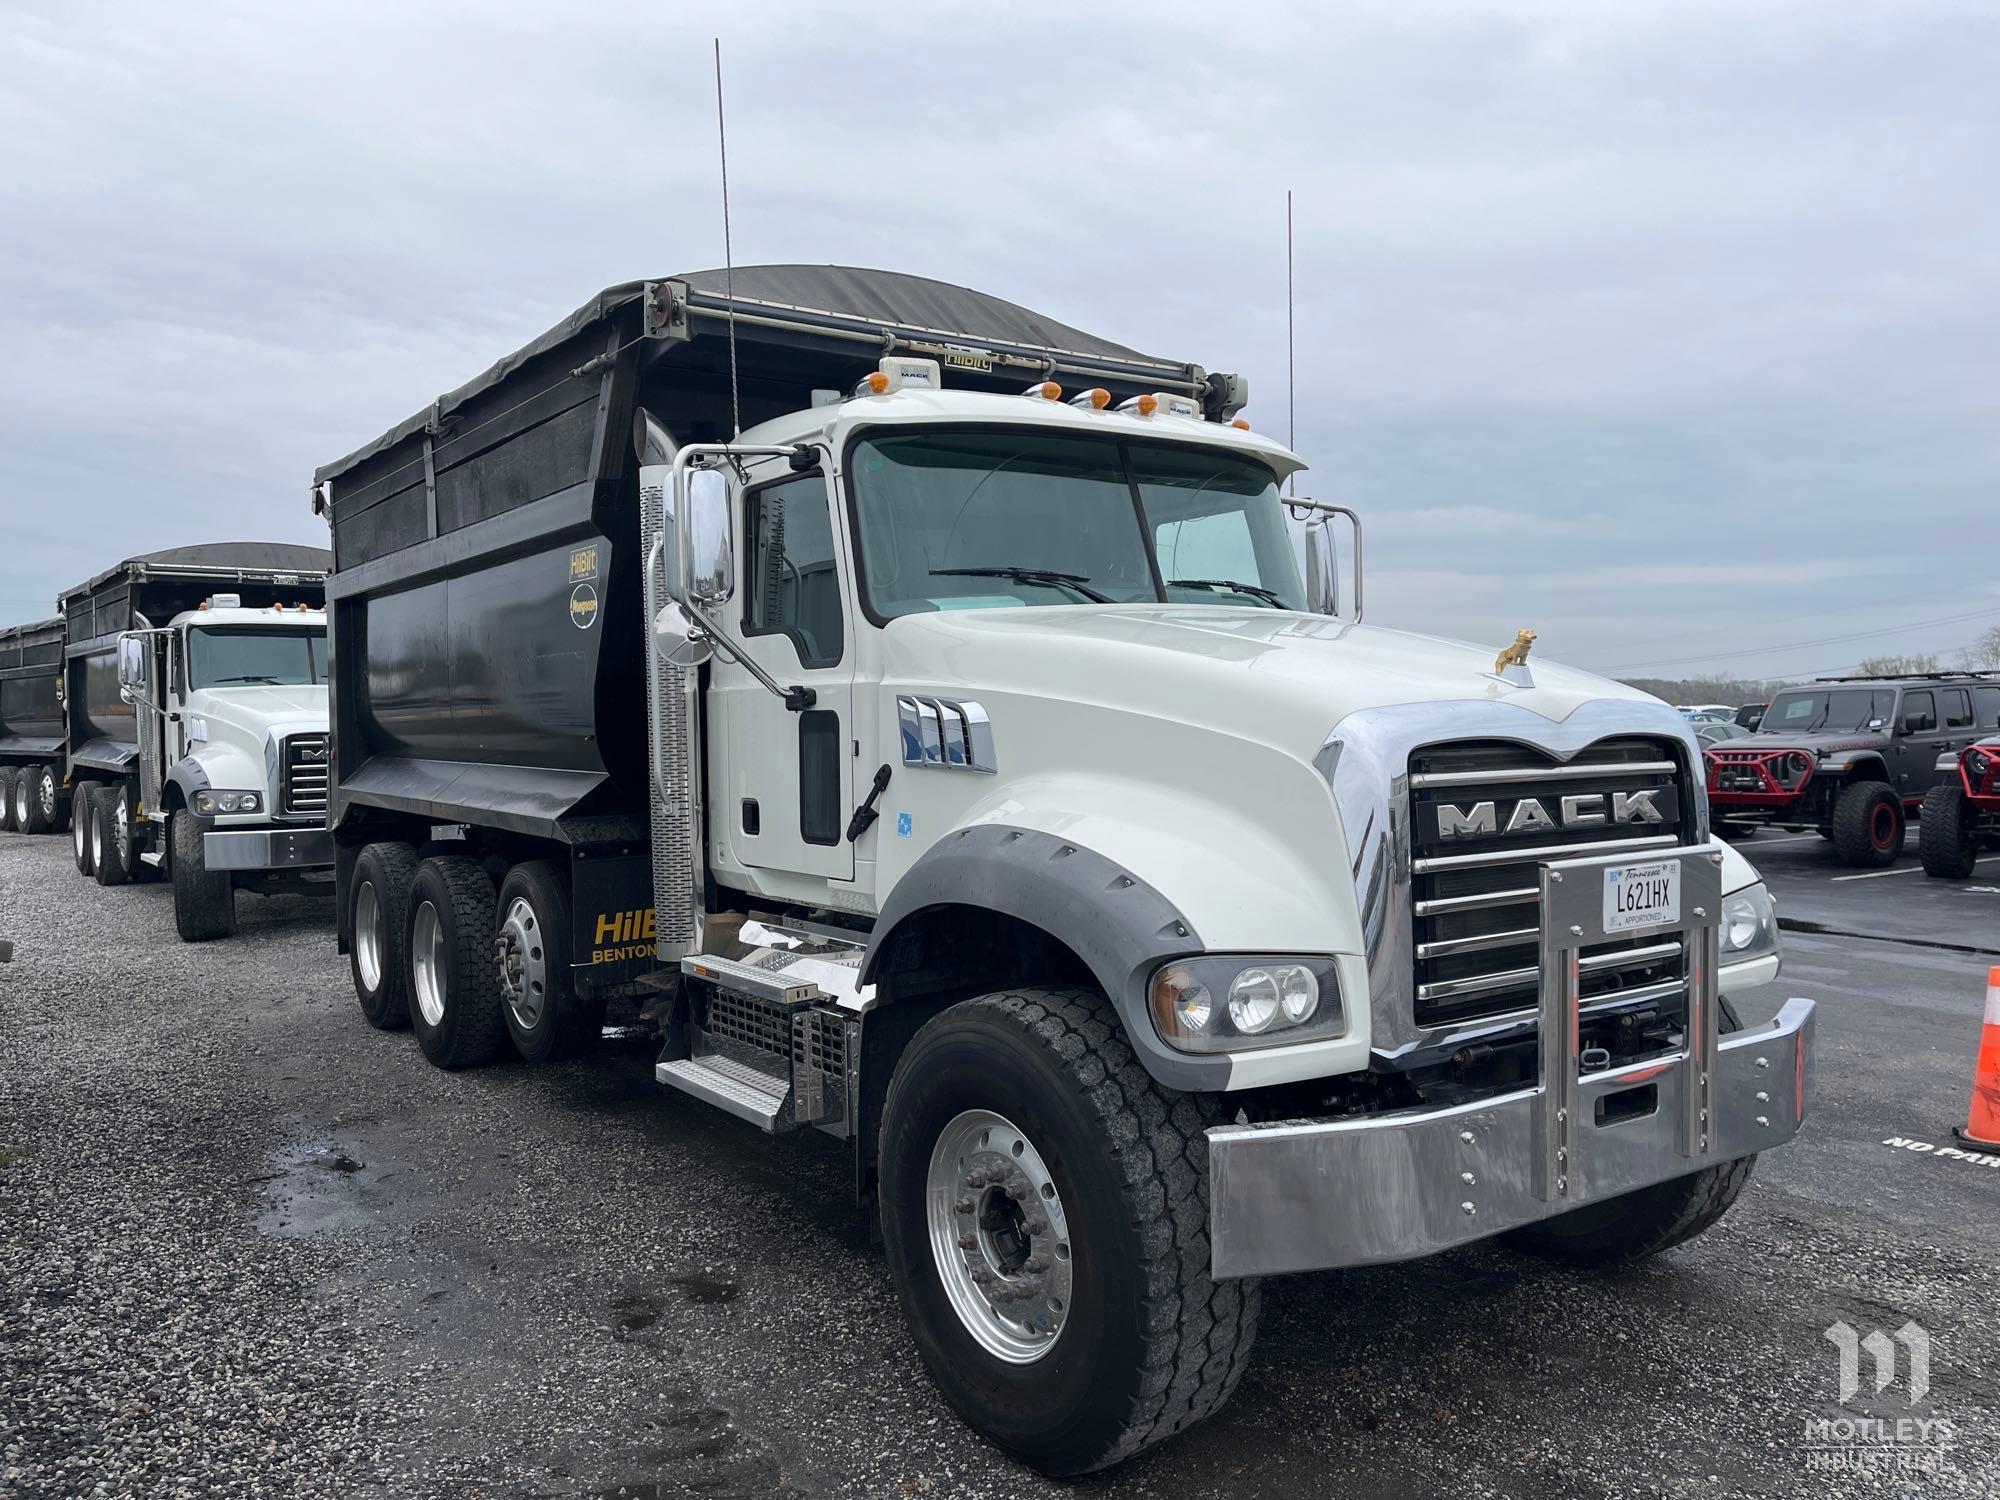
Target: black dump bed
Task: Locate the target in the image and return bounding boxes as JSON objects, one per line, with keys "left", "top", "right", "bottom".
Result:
{"left": 0, "top": 617, "right": 65, "bottom": 761}
{"left": 58, "top": 541, "right": 331, "bottom": 775}
{"left": 315, "top": 265, "right": 1222, "bottom": 843}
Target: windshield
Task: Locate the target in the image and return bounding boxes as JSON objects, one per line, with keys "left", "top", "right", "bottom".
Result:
{"left": 1761, "top": 688, "right": 1894, "bottom": 734}
{"left": 850, "top": 429, "right": 1305, "bottom": 618}
{"left": 187, "top": 628, "right": 327, "bottom": 689}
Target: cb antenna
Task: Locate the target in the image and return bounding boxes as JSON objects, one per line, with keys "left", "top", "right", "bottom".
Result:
{"left": 1285, "top": 187, "right": 1295, "bottom": 496}
{"left": 713, "top": 38, "right": 741, "bottom": 441}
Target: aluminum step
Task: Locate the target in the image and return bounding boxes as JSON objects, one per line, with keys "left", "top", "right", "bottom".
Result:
{"left": 655, "top": 1053, "right": 791, "bottom": 1131}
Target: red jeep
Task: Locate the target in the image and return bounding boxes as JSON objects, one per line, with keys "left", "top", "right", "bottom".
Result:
{"left": 1920, "top": 737, "right": 2000, "bottom": 879}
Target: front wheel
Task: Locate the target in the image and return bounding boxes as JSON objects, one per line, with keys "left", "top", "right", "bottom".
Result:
{"left": 1830, "top": 781, "right": 1904, "bottom": 867}
{"left": 170, "top": 811, "right": 236, "bottom": 941}
{"left": 877, "top": 988, "right": 1259, "bottom": 1476}
{"left": 1919, "top": 782, "right": 1980, "bottom": 879}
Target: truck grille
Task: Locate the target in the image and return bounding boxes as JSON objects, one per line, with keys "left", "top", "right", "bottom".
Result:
{"left": 1408, "top": 738, "right": 1689, "bottom": 1028}
{"left": 281, "top": 734, "right": 330, "bottom": 817}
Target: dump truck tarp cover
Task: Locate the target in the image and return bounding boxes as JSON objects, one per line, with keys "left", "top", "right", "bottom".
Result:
{"left": 316, "top": 264, "right": 1189, "bottom": 485}
{"left": 59, "top": 542, "right": 332, "bottom": 604}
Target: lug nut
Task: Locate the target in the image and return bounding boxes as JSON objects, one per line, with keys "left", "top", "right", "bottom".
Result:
{"left": 957, "top": 1233, "right": 977, "bottom": 1250}
{"left": 953, "top": 1198, "right": 974, "bottom": 1215}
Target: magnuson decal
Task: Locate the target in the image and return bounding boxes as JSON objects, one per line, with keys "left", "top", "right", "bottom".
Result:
{"left": 569, "top": 582, "right": 600, "bottom": 630}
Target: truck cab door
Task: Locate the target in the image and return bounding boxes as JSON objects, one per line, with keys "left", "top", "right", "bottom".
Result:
{"left": 1892, "top": 690, "right": 1943, "bottom": 796}
{"left": 711, "top": 463, "right": 856, "bottom": 883}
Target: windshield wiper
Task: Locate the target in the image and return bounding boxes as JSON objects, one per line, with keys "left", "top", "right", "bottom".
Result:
{"left": 1168, "top": 577, "right": 1287, "bottom": 608}
{"left": 210, "top": 674, "right": 283, "bottom": 685}
{"left": 931, "top": 567, "right": 1114, "bottom": 604}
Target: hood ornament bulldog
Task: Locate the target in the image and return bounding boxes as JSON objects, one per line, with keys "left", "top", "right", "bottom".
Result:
{"left": 1491, "top": 628, "right": 1537, "bottom": 687}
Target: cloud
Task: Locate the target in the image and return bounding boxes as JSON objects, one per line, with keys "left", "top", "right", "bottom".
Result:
{"left": 0, "top": 0, "right": 1994, "bottom": 684}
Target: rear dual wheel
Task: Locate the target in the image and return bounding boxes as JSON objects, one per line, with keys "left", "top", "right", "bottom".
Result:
{"left": 16, "top": 763, "right": 55, "bottom": 835}
{"left": 407, "top": 856, "right": 507, "bottom": 1069}
{"left": 0, "top": 767, "right": 16, "bottom": 833}
{"left": 90, "top": 785, "right": 130, "bottom": 886}
{"left": 70, "top": 784, "right": 95, "bottom": 873}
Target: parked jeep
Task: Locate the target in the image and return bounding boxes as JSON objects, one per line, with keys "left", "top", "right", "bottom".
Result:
{"left": 1920, "top": 737, "right": 2000, "bottom": 878}
{"left": 1706, "top": 672, "right": 2000, "bottom": 866}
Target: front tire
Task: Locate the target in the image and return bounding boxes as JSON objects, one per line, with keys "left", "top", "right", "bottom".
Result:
{"left": 1919, "top": 782, "right": 1980, "bottom": 879}
{"left": 878, "top": 988, "right": 1259, "bottom": 1476}
{"left": 1507, "top": 996, "right": 1751, "bottom": 1265}
{"left": 170, "top": 810, "right": 237, "bottom": 941}
{"left": 1830, "top": 781, "right": 1904, "bottom": 867}
{"left": 496, "top": 861, "right": 598, "bottom": 1062}
{"left": 406, "top": 856, "right": 505, "bottom": 1069}
{"left": 1714, "top": 819, "right": 1756, "bottom": 841}
{"left": 350, "top": 842, "right": 420, "bottom": 1028}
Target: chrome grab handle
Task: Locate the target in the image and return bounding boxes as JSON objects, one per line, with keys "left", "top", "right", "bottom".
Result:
{"left": 642, "top": 530, "right": 670, "bottom": 809}
{"left": 1534, "top": 843, "right": 1725, "bottom": 1201}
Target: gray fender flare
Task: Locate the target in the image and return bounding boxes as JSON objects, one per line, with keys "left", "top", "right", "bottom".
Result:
{"left": 860, "top": 823, "right": 1228, "bottom": 1091}
{"left": 164, "top": 759, "right": 213, "bottom": 818}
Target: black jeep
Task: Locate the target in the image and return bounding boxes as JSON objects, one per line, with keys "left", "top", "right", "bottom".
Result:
{"left": 1705, "top": 672, "right": 2000, "bottom": 866}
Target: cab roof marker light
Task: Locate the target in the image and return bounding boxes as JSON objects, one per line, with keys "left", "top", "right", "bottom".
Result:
{"left": 1120, "top": 393, "right": 1160, "bottom": 417}
{"left": 1230, "top": 417, "right": 1251, "bottom": 431}
{"left": 1069, "top": 388, "right": 1111, "bottom": 410}
{"left": 1021, "top": 380, "right": 1062, "bottom": 401}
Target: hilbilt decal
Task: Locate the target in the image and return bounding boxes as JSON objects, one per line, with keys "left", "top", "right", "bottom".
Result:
{"left": 568, "top": 544, "right": 600, "bottom": 582}
{"left": 591, "top": 906, "right": 655, "bottom": 964}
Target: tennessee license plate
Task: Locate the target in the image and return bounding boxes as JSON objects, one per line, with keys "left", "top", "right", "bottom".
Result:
{"left": 1603, "top": 859, "right": 1681, "bottom": 933}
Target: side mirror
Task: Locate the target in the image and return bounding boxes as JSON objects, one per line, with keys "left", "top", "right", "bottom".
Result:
{"left": 681, "top": 466, "right": 735, "bottom": 606}
{"left": 652, "top": 601, "right": 714, "bottom": 671}
{"left": 116, "top": 633, "right": 149, "bottom": 699}
{"left": 1285, "top": 498, "right": 1362, "bottom": 618}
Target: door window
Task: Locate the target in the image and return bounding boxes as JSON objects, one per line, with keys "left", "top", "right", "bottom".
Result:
{"left": 1975, "top": 686, "right": 2000, "bottom": 730}
{"left": 1941, "top": 689, "right": 1973, "bottom": 729}
{"left": 745, "top": 471, "right": 844, "bottom": 668}
{"left": 1901, "top": 691, "right": 1936, "bottom": 733}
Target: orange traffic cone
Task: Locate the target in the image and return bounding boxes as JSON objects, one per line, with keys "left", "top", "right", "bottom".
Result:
{"left": 1954, "top": 966, "right": 2000, "bottom": 1149}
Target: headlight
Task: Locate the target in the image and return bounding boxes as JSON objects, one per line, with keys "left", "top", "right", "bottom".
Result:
{"left": 1151, "top": 957, "right": 1343, "bottom": 1053}
{"left": 193, "top": 790, "right": 262, "bottom": 815}
{"left": 1970, "top": 750, "right": 1993, "bottom": 779}
{"left": 1719, "top": 883, "right": 1779, "bottom": 963}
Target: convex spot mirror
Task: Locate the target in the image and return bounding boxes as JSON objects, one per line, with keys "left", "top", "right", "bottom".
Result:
{"left": 653, "top": 602, "right": 714, "bottom": 671}
{"left": 683, "top": 466, "right": 734, "bottom": 607}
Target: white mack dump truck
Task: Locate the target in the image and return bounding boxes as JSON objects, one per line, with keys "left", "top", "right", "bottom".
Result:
{"left": 313, "top": 268, "right": 1813, "bottom": 1474}
{"left": 58, "top": 543, "right": 335, "bottom": 942}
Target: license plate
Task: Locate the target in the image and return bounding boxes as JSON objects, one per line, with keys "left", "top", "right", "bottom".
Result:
{"left": 1603, "top": 858, "right": 1681, "bottom": 933}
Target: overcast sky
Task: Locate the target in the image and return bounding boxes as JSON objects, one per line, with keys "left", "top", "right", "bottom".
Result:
{"left": 3, "top": 0, "right": 1995, "bottom": 682}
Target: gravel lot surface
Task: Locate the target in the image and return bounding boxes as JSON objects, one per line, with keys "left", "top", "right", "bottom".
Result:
{"left": 2, "top": 831, "right": 1995, "bottom": 1498}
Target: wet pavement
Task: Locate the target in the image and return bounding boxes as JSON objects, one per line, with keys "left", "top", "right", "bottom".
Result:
{"left": 2, "top": 830, "right": 1996, "bottom": 1497}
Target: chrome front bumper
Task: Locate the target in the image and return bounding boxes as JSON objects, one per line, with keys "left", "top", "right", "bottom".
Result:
{"left": 203, "top": 826, "right": 333, "bottom": 872}
{"left": 1208, "top": 997, "right": 1813, "bottom": 1277}
{"left": 1207, "top": 843, "right": 1816, "bottom": 1279}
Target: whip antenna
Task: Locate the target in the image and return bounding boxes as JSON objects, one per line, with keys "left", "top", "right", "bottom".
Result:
{"left": 1285, "top": 188, "right": 1295, "bottom": 495}
{"left": 713, "top": 38, "right": 741, "bottom": 440}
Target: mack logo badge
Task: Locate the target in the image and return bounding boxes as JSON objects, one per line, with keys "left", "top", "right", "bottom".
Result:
{"left": 569, "top": 544, "right": 600, "bottom": 582}
{"left": 298, "top": 746, "right": 329, "bottom": 762}
{"left": 569, "top": 582, "right": 599, "bottom": 629}
{"left": 1435, "top": 789, "right": 1669, "bottom": 840}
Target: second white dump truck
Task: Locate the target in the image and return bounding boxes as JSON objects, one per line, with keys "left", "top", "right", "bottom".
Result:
{"left": 313, "top": 267, "right": 1812, "bottom": 1473}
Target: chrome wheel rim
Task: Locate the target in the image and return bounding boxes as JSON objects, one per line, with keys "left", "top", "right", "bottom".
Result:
{"left": 73, "top": 798, "right": 87, "bottom": 859}
{"left": 411, "top": 900, "right": 447, "bottom": 1027}
{"left": 114, "top": 788, "right": 131, "bottom": 866}
{"left": 926, "top": 1108, "right": 1073, "bottom": 1364}
{"left": 39, "top": 770, "right": 55, "bottom": 820}
{"left": 497, "top": 894, "right": 548, "bottom": 1031}
{"left": 14, "top": 777, "right": 27, "bottom": 825}
{"left": 91, "top": 810, "right": 104, "bottom": 867}
{"left": 354, "top": 881, "right": 384, "bottom": 994}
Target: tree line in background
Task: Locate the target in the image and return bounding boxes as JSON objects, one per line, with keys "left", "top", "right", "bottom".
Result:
{"left": 1620, "top": 625, "right": 2000, "bottom": 708}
